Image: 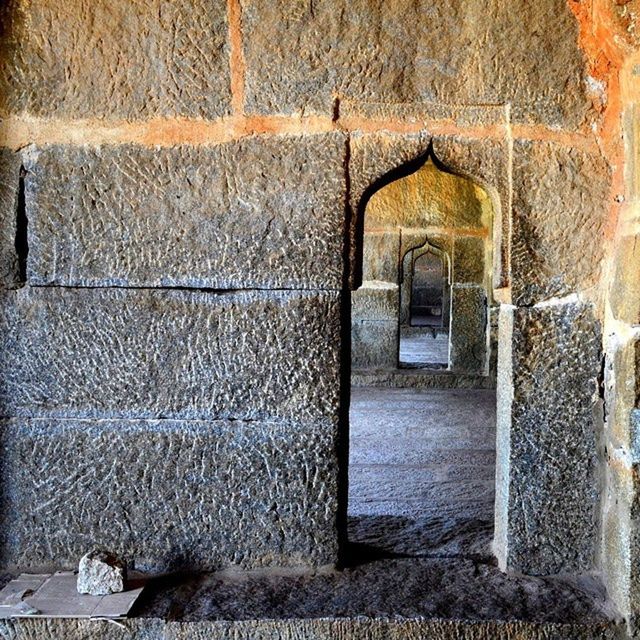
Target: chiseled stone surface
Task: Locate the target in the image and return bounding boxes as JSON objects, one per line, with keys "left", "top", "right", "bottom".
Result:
{"left": 0, "top": 618, "right": 623, "bottom": 640}
{"left": 351, "top": 282, "right": 398, "bottom": 322}
{"left": 363, "top": 159, "right": 490, "bottom": 232}
{"left": 511, "top": 140, "right": 611, "bottom": 305}
{"left": 453, "top": 236, "right": 486, "bottom": 285}
{"left": 497, "top": 303, "right": 601, "bottom": 575}
{"left": 240, "top": 0, "right": 592, "bottom": 129}
{"left": 0, "top": 287, "right": 341, "bottom": 422}
{"left": 0, "top": 148, "right": 21, "bottom": 288}
{"left": 449, "top": 285, "right": 487, "bottom": 375}
{"left": 610, "top": 233, "right": 640, "bottom": 324}
{"left": 351, "top": 321, "right": 398, "bottom": 370}
{"left": 0, "top": 556, "right": 623, "bottom": 637}
{"left": 24, "top": 135, "right": 347, "bottom": 289}
{"left": 362, "top": 231, "right": 400, "bottom": 282}
{"left": 0, "top": 0, "right": 231, "bottom": 118}
{"left": 0, "top": 417, "right": 339, "bottom": 571}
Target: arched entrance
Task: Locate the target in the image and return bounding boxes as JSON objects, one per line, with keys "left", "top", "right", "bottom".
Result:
{"left": 348, "top": 150, "right": 498, "bottom": 560}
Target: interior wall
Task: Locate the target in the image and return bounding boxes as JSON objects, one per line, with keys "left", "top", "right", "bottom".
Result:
{"left": 0, "top": 0, "right": 617, "bottom": 584}
{"left": 351, "top": 157, "right": 493, "bottom": 373}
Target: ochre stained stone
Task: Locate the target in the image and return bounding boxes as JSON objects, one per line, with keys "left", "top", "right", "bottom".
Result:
{"left": 0, "top": 418, "right": 339, "bottom": 571}
{"left": 0, "top": 287, "right": 341, "bottom": 422}
{"left": 511, "top": 140, "right": 611, "bottom": 305}
{"left": 0, "top": 0, "right": 231, "bottom": 118}
{"left": 240, "top": 0, "right": 593, "bottom": 129}
{"left": 364, "top": 159, "right": 490, "bottom": 232}
{"left": 23, "top": 135, "right": 347, "bottom": 290}
{"left": 453, "top": 236, "right": 486, "bottom": 285}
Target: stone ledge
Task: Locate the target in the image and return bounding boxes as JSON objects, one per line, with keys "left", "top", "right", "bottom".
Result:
{"left": 351, "top": 369, "right": 495, "bottom": 390}
{"left": 0, "top": 556, "right": 622, "bottom": 638}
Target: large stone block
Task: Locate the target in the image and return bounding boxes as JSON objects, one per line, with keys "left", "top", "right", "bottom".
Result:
{"left": 351, "top": 320, "right": 398, "bottom": 370}
{"left": 449, "top": 285, "right": 486, "bottom": 374}
{"left": 240, "top": 0, "right": 592, "bottom": 129}
{"left": 609, "top": 233, "right": 640, "bottom": 324}
{"left": 24, "top": 135, "right": 347, "bottom": 289}
{"left": 0, "top": 148, "right": 21, "bottom": 288}
{"left": 495, "top": 303, "right": 601, "bottom": 574}
{"left": 0, "top": 0, "right": 231, "bottom": 118}
{"left": 362, "top": 232, "right": 400, "bottom": 282}
{"left": 453, "top": 236, "right": 486, "bottom": 285}
{"left": 351, "top": 282, "right": 399, "bottom": 322}
{"left": 0, "top": 417, "right": 339, "bottom": 571}
{"left": 511, "top": 141, "right": 611, "bottom": 305}
{"left": 0, "top": 287, "right": 341, "bottom": 422}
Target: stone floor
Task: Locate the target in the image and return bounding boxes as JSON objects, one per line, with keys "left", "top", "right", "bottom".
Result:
{"left": 399, "top": 328, "right": 449, "bottom": 368}
{"left": 348, "top": 386, "right": 496, "bottom": 560}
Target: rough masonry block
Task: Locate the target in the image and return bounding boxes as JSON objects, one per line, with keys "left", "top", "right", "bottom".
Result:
{"left": 362, "top": 232, "right": 400, "bottom": 282}
{"left": 449, "top": 285, "right": 486, "bottom": 374}
{"left": 351, "top": 321, "right": 398, "bottom": 370}
{"left": 453, "top": 236, "right": 486, "bottom": 285}
{"left": 0, "top": 148, "right": 21, "bottom": 288}
{"left": 0, "top": 287, "right": 341, "bottom": 422}
{"left": 24, "top": 135, "right": 347, "bottom": 289}
{"left": 0, "top": 418, "right": 339, "bottom": 571}
{"left": 351, "top": 283, "right": 399, "bottom": 322}
{"left": 0, "top": 0, "right": 231, "bottom": 118}
{"left": 494, "top": 303, "right": 601, "bottom": 574}
{"left": 240, "top": 0, "right": 592, "bottom": 129}
{"left": 511, "top": 141, "right": 611, "bottom": 306}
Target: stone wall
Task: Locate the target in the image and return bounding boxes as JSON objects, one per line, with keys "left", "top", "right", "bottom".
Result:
{"left": 0, "top": 0, "right": 618, "bottom": 585}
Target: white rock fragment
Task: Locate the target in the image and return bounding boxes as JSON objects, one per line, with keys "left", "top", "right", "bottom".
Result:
{"left": 77, "top": 549, "right": 126, "bottom": 596}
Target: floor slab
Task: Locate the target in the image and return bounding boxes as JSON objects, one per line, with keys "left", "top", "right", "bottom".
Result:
{"left": 348, "top": 386, "right": 496, "bottom": 559}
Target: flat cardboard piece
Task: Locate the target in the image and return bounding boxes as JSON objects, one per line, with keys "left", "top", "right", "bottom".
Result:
{"left": 0, "top": 572, "right": 144, "bottom": 619}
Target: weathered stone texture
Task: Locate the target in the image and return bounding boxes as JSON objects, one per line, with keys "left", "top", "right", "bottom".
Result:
{"left": 0, "top": 0, "right": 231, "bottom": 118}
{"left": 362, "top": 232, "right": 400, "bottom": 282}
{"left": 241, "top": 0, "right": 592, "bottom": 129}
{"left": 76, "top": 550, "right": 126, "bottom": 595}
{"left": 351, "top": 321, "right": 398, "bottom": 370}
{"left": 350, "top": 133, "right": 429, "bottom": 219}
{"left": 511, "top": 141, "right": 611, "bottom": 305}
{"left": 364, "top": 160, "right": 489, "bottom": 232}
{"left": 352, "top": 282, "right": 399, "bottom": 322}
{"left": 0, "top": 617, "right": 623, "bottom": 640}
{"left": 0, "top": 148, "right": 21, "bottom": 288}
{"left": 610, "top": 234, "right": 640, "bottom": 324}
{"left": 24, "top": 135, "right": 347, "bottom": 289}
{"left": 0, "top": 287, "right": 341, "bottom": 422}
{"left": 498, "top": 303, "right": 601, "bottom": 575}
{"left": 0, "top": 418, "right": 339, "bottom": 571}
{"left": 449, "top": 285, "right": 486, "bottom": 374}
{"left": 453, "top": 236, "right": 486, "bottom": 284}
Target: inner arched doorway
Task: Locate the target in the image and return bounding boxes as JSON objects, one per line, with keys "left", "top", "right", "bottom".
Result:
{"left": 348, "top": 151, "right": 498, "bottom": 560}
